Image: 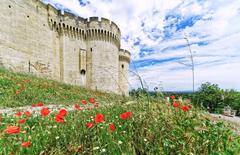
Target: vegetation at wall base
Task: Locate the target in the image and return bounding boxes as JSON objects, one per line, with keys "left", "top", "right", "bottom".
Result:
{"left": 0, "top": 68, "right": 240, "bottom": 154}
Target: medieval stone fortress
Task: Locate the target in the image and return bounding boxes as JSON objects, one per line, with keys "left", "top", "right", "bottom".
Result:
{"left": 0, "top": 0, "right": 131, "bottom": 95}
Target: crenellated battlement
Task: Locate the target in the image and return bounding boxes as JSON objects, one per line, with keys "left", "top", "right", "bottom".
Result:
{"left": 119, "top": 49, "right": 131, "bottom": 63}
{"left": 45, "top": 2, "right": 121, "bottom": 47}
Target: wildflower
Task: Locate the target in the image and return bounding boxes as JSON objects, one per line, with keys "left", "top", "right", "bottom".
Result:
{"left": 55, "top": 115, "right": 64, "bottom": 123}
{"left": 16, "top": 91, "right": 20, "bottom": 95}
{"left": 31, "top": 104, "right": 37, "bottom": 107}
{"left": 86, "top": 122, "right": 94, "bottom": 129}
{"left": 15, "top": 111, "right": 21, "bottom": 117}
{"left": 81, "top": 99, "right": 87, "bottom": 105}
{"left": 172, "top": 102, "right": 180, "bottom": 108}
{"left": 93, "top": 146, "right": 100, "bottom": 150}
{"left": 181, "top": 106, "right": 190, "bottom": 112}
{"left": 55, "top": 136, "right": 60, "bottom": 140}
{"left": 120, "top": 111, "right": 133, "bottom": 120}
{"left": 5, "top": 126, "right": 21, "bottom": 134}
{"left": 188, "top": 105, "right": 193, "bottom": 108}
{"left": 89, "top": 98, "right": 95, "bottom": 104}
{"left": 101, "top": 148, "right": 106, "bottom": 153}
{"left": 144, "top": 138, "right": 147, "bottom": 142}
{"left": 37, "top": 102, "right": 43, "bottom": 106}
{"left": 74, "top": 104, "right": 82, "bottom": 110}
{"left": 41, "top": 108, "right": 50, "bottom": 117}
{"left": 24, "top": 111, "right": 31, "bottom": 117}
{"left": 18, "top": 119, "right": 26, "bottom": 124}
{"left": 170, "top": 95, "right": 175, "bottom": 100}
{"left": 95, "top": 113, "right": 105, "bottom": 123}
{"left": 109, "top": 123, "right": 116, "bottom": 132}
{"left": 118, "top": 141, "right": 123, "bottom": 145}
{"left": 58, "top": 109, "right": 67, "bottom": 117}
{"left": 21, "top": 141, "right": 31, "bottom": 147}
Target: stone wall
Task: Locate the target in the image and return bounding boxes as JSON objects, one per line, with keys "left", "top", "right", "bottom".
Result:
{"left": 0, "top": 0, "right": 130, "bottom": 95}
{"left": 0, "top": 0, "right": 58, "bottom": 79}
{"left": 119, "top": 49, "right": 131, "bottom": 95}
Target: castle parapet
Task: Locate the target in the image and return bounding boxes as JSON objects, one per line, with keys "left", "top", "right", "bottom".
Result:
{"left": 86, "top": 17, "right": 121, "bottom": 48}
{"left": 119, "top": 49, "right": 131, "bottom": 63}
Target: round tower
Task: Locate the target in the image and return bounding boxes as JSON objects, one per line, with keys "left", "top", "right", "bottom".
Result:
{"left": 119, "top": 49, "right": 131, "bottom": 96}
{"left": 86, "top": 17, "right": 121, "bottom": 93}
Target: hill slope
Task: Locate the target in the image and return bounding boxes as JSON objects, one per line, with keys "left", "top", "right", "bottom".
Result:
{"left": 0, "top": 68, "right": 240, "bottom": 154}
{"left": 0, "top": 68, "right": 126, "bottom": 108}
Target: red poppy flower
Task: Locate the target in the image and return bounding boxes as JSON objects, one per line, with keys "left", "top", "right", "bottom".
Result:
{"left": 86, "top": 122, "right": 94, "bottom": 129}
{"left": 55, "top": 114, "right": 64, "bottom": 123}
{"left": 74, "top": 104, "right": 82, "bottom": 110}
{"left": 170, "top": 95, "right": 175, "bottom": 100}
{"left": 181, "top": 106, "right": 190, "bottom": 112}
{"left": 109, "top": 123, "right": 116, "bottom": 132}
{"left": 81, "top": 99, "right": 87, "bottom": 105}
{"left": 15, "top": 111, "right": 21, "bottom": 117}
{"left": 95, "top": 113, "right": 105, "bottom": 123}
{"left": 41, "top": 108, "right": 50, "bottom": 117}
{"left": 21, "top": 141, "right": 31, "bottom": 147}
{"left": 37, "top": 102, "right": 43, "bottom": 107}
{"left": 24, "top": 111, "right": 31, "bottom": 117}
{"left": 120, "top": 111, "right": 133, "bottom": 120}
{"left": 58, "top": 109, "right": 67, "bottom": 117}
{"left": 172, "top": 102, "right": 181, "bottom": 108}
{"left": 5, "top": 126, "right": 21, "bottom": 134}
{"left": 31, "top": 104, "right": 37, "bottom": 107}
{"left": 18, "top": 119, "right": 26, "bottom": 124}
{"left": 89, "top": 98, "right": 95, "bottom": 104}
{"left": 16, "top": 91, "right": 20, "bottom": 95}
{"left": 188, "top": 105, "right": 193, "bottom": 109}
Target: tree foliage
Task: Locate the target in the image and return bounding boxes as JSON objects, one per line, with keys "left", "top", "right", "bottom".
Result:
{"left": 192, "top": 82, "right": 240, "bottom": 115}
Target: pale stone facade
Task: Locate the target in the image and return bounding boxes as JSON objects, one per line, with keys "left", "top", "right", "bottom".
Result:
{"left": 0, "top": 0, "right": 131, "bottom": 95}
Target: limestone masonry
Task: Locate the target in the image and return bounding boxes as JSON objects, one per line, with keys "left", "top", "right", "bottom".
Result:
{"left": 0, "top": 0, "right": 131, "bottom": 95}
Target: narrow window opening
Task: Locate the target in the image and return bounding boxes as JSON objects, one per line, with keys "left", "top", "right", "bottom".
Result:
{"left": 27, "top": 15, "right": 29, "bottom": 18}
{"left": 90, "top": 48, "right": 92, "bottom": 52}
{"left": 121, "top": 64, "right": 124, "bottom": 69}
{"left": 8, "top": 5, "right": 11, "bottom": 8}
{"left": 80, "top": 69, "right": 86, "bottom": 75}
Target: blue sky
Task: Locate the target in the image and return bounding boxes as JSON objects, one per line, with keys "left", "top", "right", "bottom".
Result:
{"left": 43, "top": 0, "right": 240, "bottom": 91}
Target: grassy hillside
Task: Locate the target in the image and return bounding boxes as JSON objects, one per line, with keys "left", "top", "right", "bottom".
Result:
{"left": 0, "top": 68, "right": 240, "bottom": 154}
{"left": 0, "top": 68, "right": 126, "bottom": 108}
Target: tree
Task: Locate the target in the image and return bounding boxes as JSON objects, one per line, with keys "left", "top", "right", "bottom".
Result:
{"left": 197, "top": 82, "right": 223, "bottom": 113}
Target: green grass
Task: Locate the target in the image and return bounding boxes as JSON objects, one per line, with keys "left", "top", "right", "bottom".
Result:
{"left": 0, "top": 68, "right": 126, "bottom": 108}
{"left": 0, "top": 68, "right": 240, "bottom": 154}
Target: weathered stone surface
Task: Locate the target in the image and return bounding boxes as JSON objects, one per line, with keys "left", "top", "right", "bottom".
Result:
{"left": 0, "top": 0, "right": 130, "bottom": 95}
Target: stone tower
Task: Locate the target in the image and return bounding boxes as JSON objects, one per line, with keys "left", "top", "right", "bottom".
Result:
{"left": 0, "top": 0, "right": 131, "bottom": 95}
